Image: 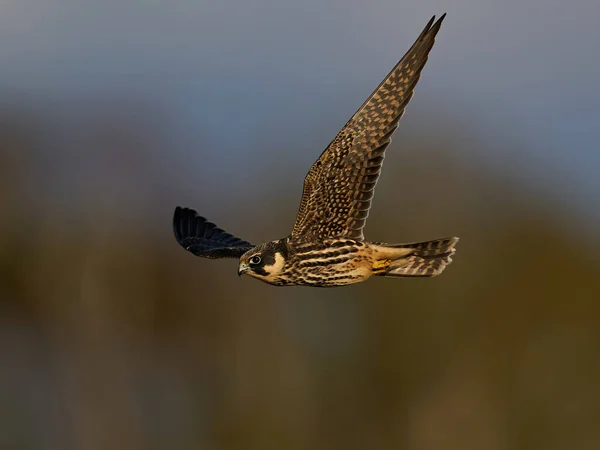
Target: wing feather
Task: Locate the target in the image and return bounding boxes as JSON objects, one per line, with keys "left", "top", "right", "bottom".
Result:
{"left": 173, "top": 207, "right": 253, "bottom": 259}
{"left": 291, "top": 14, "right": 446, "bottom": 240}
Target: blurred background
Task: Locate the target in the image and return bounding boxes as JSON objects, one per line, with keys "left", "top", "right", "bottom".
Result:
{"left": 1, "top": 1, "right": 599, "bottom": 449}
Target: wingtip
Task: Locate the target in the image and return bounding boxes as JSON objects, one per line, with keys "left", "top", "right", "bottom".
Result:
{"left": 173, "top": 206, "right": 203, "bottom": 244}
{"left": 428, "top": 13, "right": 446, "bottom": 23}
{"left": 422, "top": 13, "right": 446, "bottom": 37}
{"left": 173, "top": 206, "right": 182, "bottom": 220}
{"left": 174, "top": 206, "right": 194, "bottom": 215}
{"left": 173, "top": 205, "right": 188, "bottom": 221}
{"left": 173, "top": 206, "right": 187, "bottom": 243}
{"left": 432, "top": 13, "right": 447, "bottom": 29}
{"left": 174, "top": 206, "right": 202, "bottom": 221}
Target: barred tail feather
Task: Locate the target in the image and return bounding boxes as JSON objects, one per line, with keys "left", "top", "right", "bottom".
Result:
{"left": 381, "top": 237, "right": 458, "bottom": 277}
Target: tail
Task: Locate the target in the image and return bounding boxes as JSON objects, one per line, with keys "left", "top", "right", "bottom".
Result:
{"left": 375, "top": 237, "right": 459, "bottom": 277}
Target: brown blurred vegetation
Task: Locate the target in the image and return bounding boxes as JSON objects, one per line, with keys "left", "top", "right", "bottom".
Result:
{"left": 1, "top": 104, "right": 599, "bottom": 450}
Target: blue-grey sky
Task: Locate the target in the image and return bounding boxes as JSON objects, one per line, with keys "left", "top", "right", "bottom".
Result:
{"left": 1, "top": 0, "right": 599, "bottom": 226}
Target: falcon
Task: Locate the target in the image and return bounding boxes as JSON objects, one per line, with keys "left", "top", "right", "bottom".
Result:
{"left": 173, "top": 14, "right": 458, "bottom": 287}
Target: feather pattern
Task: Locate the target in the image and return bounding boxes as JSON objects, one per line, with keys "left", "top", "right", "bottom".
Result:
{"left": 291, "top": 14, "right": 446, "bottom": 240}
{"left": 173, "top": 207, "right": 253, "bottom": 258}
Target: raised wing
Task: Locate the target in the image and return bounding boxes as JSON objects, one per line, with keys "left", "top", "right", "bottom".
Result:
{"left": 291, "top": 14, "right": 446, "bottom": 240}
{"left": 173, "top": 207, "right": 253, "bottom": 258}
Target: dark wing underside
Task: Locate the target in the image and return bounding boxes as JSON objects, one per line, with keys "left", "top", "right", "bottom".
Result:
{"left": 291, "top": 14, "right": 446, "bottom": 240}
{"left": 173, "top": 207, "right": 253, "bottom": 259}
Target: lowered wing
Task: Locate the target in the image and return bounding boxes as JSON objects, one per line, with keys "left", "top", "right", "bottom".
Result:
{"left": 173, "top": 207, "right": 253, "bottom": 259}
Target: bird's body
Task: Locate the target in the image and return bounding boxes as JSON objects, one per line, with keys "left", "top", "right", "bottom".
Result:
{"left": 173, "top": 14, "right": 459, "bottom": 287}
{"left": 241, "top": 238, "right": 373, "bottom": 287}
{"left": 236, "top": 237, "right": 458, "bottom": 287}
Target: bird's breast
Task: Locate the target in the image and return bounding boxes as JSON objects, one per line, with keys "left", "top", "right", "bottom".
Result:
{"left": 283, "top": 239, "right": 374, "bottom": 286}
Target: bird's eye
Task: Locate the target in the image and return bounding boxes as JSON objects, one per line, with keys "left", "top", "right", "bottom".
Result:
{"left": 249, "top": 255, "right": 261, "bottom": 265}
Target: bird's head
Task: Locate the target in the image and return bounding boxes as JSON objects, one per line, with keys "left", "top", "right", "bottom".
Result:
{"left": 238, "top": 240, "right": 287, "bottom": 283}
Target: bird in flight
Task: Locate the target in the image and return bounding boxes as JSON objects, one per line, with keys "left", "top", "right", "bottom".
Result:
{"left": 173, "top": 14, "right": 458, "bottom": 287}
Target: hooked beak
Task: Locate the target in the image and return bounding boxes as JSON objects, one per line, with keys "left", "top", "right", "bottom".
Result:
{"left": 238, "top": 263, "right": 249, "bottom": 277}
